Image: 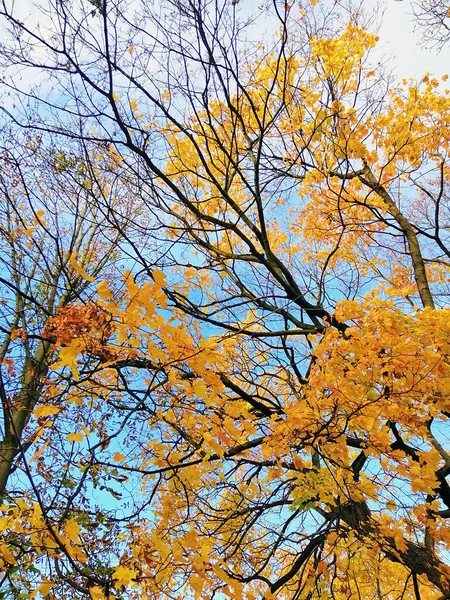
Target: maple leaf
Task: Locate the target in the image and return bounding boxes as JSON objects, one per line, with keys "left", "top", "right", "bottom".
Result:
{"left": 112, "top": 565, "right": 137, "bottom": 588}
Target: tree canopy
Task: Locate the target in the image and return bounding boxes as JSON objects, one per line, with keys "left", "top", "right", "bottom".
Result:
{"left": 0, "top": 0, "right": 450, "bottom": 598}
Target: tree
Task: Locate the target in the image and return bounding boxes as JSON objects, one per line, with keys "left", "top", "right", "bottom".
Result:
{"left": 0, "top": 127, "right": 150, "bottom": 596}
{"left": 0, "top": 0, "right": 450, "bottom": 598}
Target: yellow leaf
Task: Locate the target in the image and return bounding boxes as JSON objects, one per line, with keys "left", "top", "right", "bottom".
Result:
{"left": 192, "top": 379, "right": 208, "bottom": 400}
{"left": 67, "top": 432, "right": 84, "bottom": 442}
{"left": 114, "top": 452, "right": 125, "bottom": 462}
{"left": 65, "top": 518, "right": 81, "bottom": 542}
{"left": 386, "top": 500, "right": 397, "bottom": 511}
{"left": 410, "top": 463, "right": 439, "bottom": 493}
{"left": 69, "top": 252, "right": 94, "bottom": 282}
{"left": 54, "top": 338, "right": 84, "bottom": 380}
{"left": 112, "top": 565, "right": 136, "bottom": 588}
{"left": 152, "top": 268, "right": 167, "bottom": 287}
{"left": 34, "top": 405, "right": 60, "bottom": 418}
{"left": 90, "top": 587, "right": 106, "bottom": 600}
{"left": 97, "top": 279, "right": 114, "bottom": 301}
{"left": 189, "top": 574, "right": 204, "bottom": 598}
{"left": 30, "top": 581, "right": 53, "bottom": 598}
{"left": 151, "top": 531, "right": 170, "bottom": 561}
{"left": 0, "top": 544, "right": 15, "bottom": 565}
{"left": 29, "top": 439, "right": 51, "bottom": 463}
{"left": 327, "top": 531, "right": 338, "bottom": 545}
{"left": 393, "top": 529, "right": 407, "bottom": 553}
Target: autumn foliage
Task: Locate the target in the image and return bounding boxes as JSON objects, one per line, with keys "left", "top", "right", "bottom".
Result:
{"left": 1, "top": 0, "right": 450, "bottom": 598}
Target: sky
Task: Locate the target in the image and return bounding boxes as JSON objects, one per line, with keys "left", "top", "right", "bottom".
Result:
{"left": 2, "top": 0, "right": 449, "bottom": 92}
{"left": 368, "top": 0, "right": 450, "bottom": 79}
